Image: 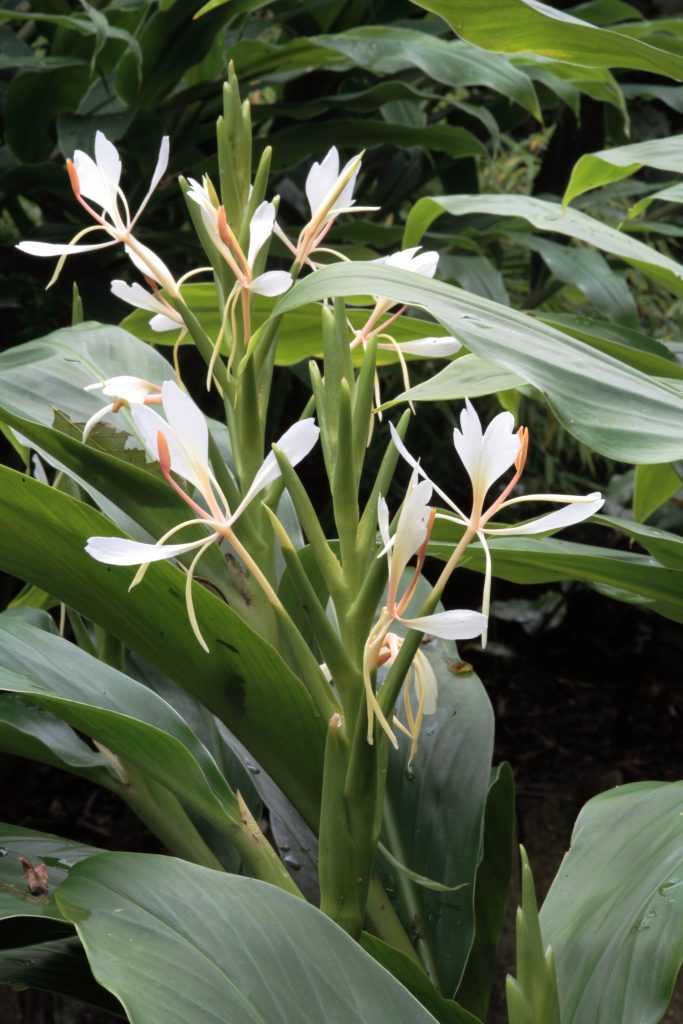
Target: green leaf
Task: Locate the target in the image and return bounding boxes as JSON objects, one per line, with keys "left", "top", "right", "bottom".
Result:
{"left": 382, "top": 355, "right": 524, "bottom": 408}
{"left": 0, "top": 618, "right": 245, "bottom": 837}
{"left": 56, "top": 852, "right": 440, "bottom": 1023}
{"left": 507, "top": 847, "right": 561, "bottom": 1024}
{"left": 633, "top": 463, "right": 682, "bottom": 522}
{"left": 0, "top": 936, "right": 120, "bottom": 1013}
{"left": 0, "top": 468, "right": 325, "bottom": 827}
{"left": 457, "top": 764, "right": 515, "bottom": 1020}
{"left": 0, "top": 824, "right": 99, "bottom": 926}
{"left": 314, "top": 26, "right": 540, "bottom": 120}
{"left": 385, "top": 641, "right": 495, "bottom": 997}
{"left": 411, "top": 0, "right": 683, "bottom": 80}
{"left": 595, "top": 513, "right": 683, "bottom": 571}
{"left": 567, "top": 0, "right": 642, "bottom": 27}
{"left": 540, "top": 781, "right": 683, "bottom": 1024}
{"left": 361, "top": 934, "right": 482, "bottom": 1024}
{"left": 378, "top": 843, "right": 468, "bottom": 894}
{"left": 404, "top": 193, "right": 683, "bottom": 300}
{"left": 275, "top": 263, "right": 683, "bottom": 463}
{"left": 564, "top": 133, "right": 683, "bottom": 206}
{"left": 516, "top": 234, "right": 638, "bottom": 326}
{"left": 428, "top": 525, "right": 683, "bottom": 623}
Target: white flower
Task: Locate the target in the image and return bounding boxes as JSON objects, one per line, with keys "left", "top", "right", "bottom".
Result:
{"left": 375, "top": 246, "right": 440, "bottom": 280}
{"left": 186, "top": 181, "right": 291, "bottom": 297}
{"left": 305, "top": 146, "right": 364, "bottom": 222}
{"left": 380, "top": 632, "right": 439, "bottom": 765}
{"left": 390, "top": 400, "right": 604, "bottom": 640}
{"left": 17, "top": 132, "right": 174, "bottom": 292}
{"left": 82, "top": 375, "right": 161, "bottom": 442}
{"left": 86, "top": 381, "right": 319, "bottom": 650}
{"left": 364, "top": 472, "right": 485, "bottom": 748}
{"left": 111, "top": 280, "right": 183, "bottom": 333}
{"left": 380, "top": 337, "right": 461, "bottom": 359}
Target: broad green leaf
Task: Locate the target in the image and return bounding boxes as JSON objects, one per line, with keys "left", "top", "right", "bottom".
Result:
{"left": 428, "top": 526, "right": 683, "bottom": 623}
{"left": 56, "top": 852, "right": 440, "bottom": 1023}
{"left": 0, "top": 322, "right": 174, "bottom": 428}
{"left": 275, "top": 263, "right": 683, "bottom": 463}
{"left": 0, "top": 937, "right": 120, "bottom": 1013}
{"left": 0, "top": 824, "right": 99, "bottom": 926}
{"left": 361, "top": 935, "right": 482, "bottom": 1024}
{"left": 403, "top": 194, "right": 683, "bottom": 299}
{"left": 456, "top": 764, "right": 515, "bottom": 1019}
{"left": 439, "top": 254, "right": 510, "bottom": 306}
{"left": 540, "top": 781, "right": 683, "bottom": 1024}
{"left": 567, "top": 0, "right": 642, "bottom": 27}
{"left": 512, "top": 55, "right": 626, "bottom": 117}
{"left": 0, "top": 468, "right": 325, "bottom": 826}
{"left": 382, "top": 355, "right": 524, "bottom": 408}
{"left": 564, "top": 133, "right": 683, "bottom": 205}
{"left": 633, "top": 463, "right": 682, "bottom": 522}
{"left": 120, "top": 284, "right": 449, "bottom": 363}
{"left": 536, "top": 313, "right": 683, "bottom": 380}
{"left": 411, "top": 0, "right": 683, "bottom": 80}
{"left": 314, "top": 27, "right": 540, "bottom": 119}
{"left": 595, "top": 513, "right": 683, "bottom": 571}
{"left": 516, "top": 234, "right": 638, "bottom": 326}
{"left": 0, "top": 618, "right": 246, "bottom": 838}
{"left": 386, "top": 641, "right": 495, "bottom": 997}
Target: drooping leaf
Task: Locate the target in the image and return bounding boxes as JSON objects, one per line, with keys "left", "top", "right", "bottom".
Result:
{"left": 563, "top": 133, "right": 683, "bottom": 206}
{"left": 411, "top": 0, "right": 683, "bottom": 80}
{"left": 633, "top": 463, "right": 682, "bottom": 523}
{"left": 56, "top": 852, "right": 441, "bottom": 1023}
{"left": 275, "top": 263, "right": 683, "bottom": 463}
{"left": 540, "top": 781, "right": 683, "bottom": 1024}
{"left": 0, "top": 936, "right": 120, "bottom": 1013}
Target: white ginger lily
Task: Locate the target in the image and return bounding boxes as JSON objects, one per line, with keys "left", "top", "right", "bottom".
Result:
{"left": 390, "top": 400, "right": 604, "bottom": 641}
{"left": 363, "top": 471, "right": 486, "bottom": 746}
{"left": 277, "top": 147, "right": 378, "bottom": 268}
{"left": 378, "top": 632, "right": 439, "bottom": 765}
{"left": 17, "top": 131, "right": 175, "bottom": 293}
{"left": 111, "top": 280, "right": 183, "bottom": 333}
{"left": 82, "top": 376, "right": 162, "bottom": 442}
{"left": 86, "top": 381, "right": 319, "bottom": 650}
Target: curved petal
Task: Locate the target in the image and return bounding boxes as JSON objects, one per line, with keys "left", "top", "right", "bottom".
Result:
{"left": 334, "top": 154, "right": 360, "bottom": 212}
{"left": 111, "top": 279, "right": 164, "bottom": 314}
{"left": 377, "top": 246, "right": 421, "bottom": 269}
{"left": 305, "top": 147, "right": 340, "bottom": 216}
{"left": 377, "top": 495, "right": 392, "bottom": 555}
{"left": 132, "top": 403, "right": 202, "bottom": 490}
{"left": 453, "top": 400, "right": 519, "bottom": 503}
{"left": 392, "top": 475, "right": 433, "bottom": 579}
{"left": 229, "top": 418, "right": 320, "bottom": 523}
{"left": 410, "top": 250, "right": 439, "bottom": 279}
{"left": 85, "top": 534, "right": 209, "bottom": 566}
{"left": 247, "top": 201, "right": 276, "bottom": 267}
{"left": 125, "top": 242, "right": 176, "bottom": 294}
{"left": 389, "top": 422, "right": 468, "bottom": 522}
{"left": 150, "top": 313, "right": 180, "bottom": 332}
{"left": 249, "top": 270, "right": 292, "bottom": 297}
{"left": 394, "top": 337, "right": 461, "bottom": 358}
{"left": 414, "top": 649, "right": 438, "bottom": 715}
{"left": 401, "top": 609, "right": 487, "bottom": 640}
{"left": 94, "top": 132, "right": 122, "bottom": 193}
{"left": 161, "top": 381, "right": 209, "bottom": 471}
{"left": 72, "top": 149, "right": 117, "bottom": 219}
{"left": 486, "top": 493, "right": 604, "bottom": 536}
{"left": 88, "top": 375, "right": 156, "bottom": 403}
{"left": 17, "top": 239, "right": 114, "bottom": 257}
{"left": 133, "top": 136, "right": 170, "bottom": 223}
{"left": 82, "top": 403, "right": 114, "bottom": 443}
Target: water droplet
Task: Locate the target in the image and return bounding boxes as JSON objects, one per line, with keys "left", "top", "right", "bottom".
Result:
{"left": 245, "top": 762, "right": 261, "bottom": 775}
{"left": 283, "top": 854, "right": 301, "bottom": 872}
{"left": 278, "top": 842, "right": 290, "bottom": 853}
{"left": 405, "top": 765, "right": 415, "bottom": 782}
{"left": 0, "top": 848, "right": 7, "bottom": 857}
{"left": 659, "top": 879, "right": 683, "bottom": 896}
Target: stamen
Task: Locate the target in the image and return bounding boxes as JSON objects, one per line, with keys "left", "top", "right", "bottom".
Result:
{"left": 217, "top": 206, "right": 250, "bottom": 278}
{"left": 66, "top": 159, "right": 80, "bottom": 200}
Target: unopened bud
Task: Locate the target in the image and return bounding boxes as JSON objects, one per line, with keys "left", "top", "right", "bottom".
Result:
{"left": 515, "top": 426, "right": 529, "bottom": 473}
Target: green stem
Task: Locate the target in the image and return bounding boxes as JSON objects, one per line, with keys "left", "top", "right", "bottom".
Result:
{"left": 365, "top": 876, "right": 423, "bottom": 967}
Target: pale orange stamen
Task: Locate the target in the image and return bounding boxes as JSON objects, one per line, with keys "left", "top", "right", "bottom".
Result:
{"left": 156, "top": 430, "right": 211, "bottom": 522}
{"left": 217, "top": 206, "right": 250, "bottom": 278}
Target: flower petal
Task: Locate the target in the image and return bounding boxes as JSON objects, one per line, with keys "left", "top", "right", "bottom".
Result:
{"left": 133, "top": 136, "right": 170, "bottom": 223}
{"left": 414, "top": 650, "right": 438, "bottom": 715}
{"left": 17, "top": 239, "right": 114, "bottom": 257}
{"left": 94, "top": 131, "right": 122, "bottom": 194}
{"left": 334, "top": 154, "right": 360, "bottom": 212}
{"left": 401, "top": 609, "right": 487, "bottom": 640}
{"left": 85, "top": 535, "right": 209, "bottom": 566}
{"left": 132, "top": 403, "right": 203, "bottom": 489}
{"left": 394, "top": 337, "right": 461, "bottom": 358}
{"left": 88, "top": 375, "right": 156, "bottom": 403}
{"left": 229, "top": 418, "right": 320, "bottom": 523}
{"left": 125, "top": 242, "right": 176, "bottom": 294}
{"left": 377, "top": 495, "right": 391, "bottom": 554}
{"left": 453, "top": 399, "right": 519, "bottom": 504}
{"left": 150, "top": 313, "right": 180, "bottom": 332}
{"left": 72, "top": 149, "right": 117, "bottom": 219}
{"left": 389, "top": 422, "right": 468, "bottom": 521}
{"left": 487, "top": 493, "right": 604, "bottom": 536}
{"left": 249, "top": 270, "right": 293, "bottom": 297}
{"left": 392, "top": 475, "right": 433, "bottom": 579}
{"left": 305, "top": 147, "right": 340, "bottom": 216}
{"left": 247, "top": 201, "right": 276, "bottom": 268}
{"left": 111, "top": 279, "right": 164, "bottom": 315}
{"left": 82, "top": 403, "right": 114, "bottom": 443}
{"left": 161, "top": 381, "right": 209, "bottom": 471}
